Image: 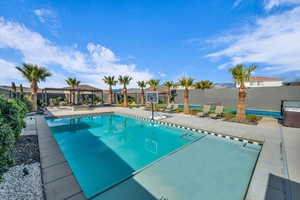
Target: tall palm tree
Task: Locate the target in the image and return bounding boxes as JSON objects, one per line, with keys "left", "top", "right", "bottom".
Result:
{"left": 164, "top": 81, "right": 173, "bottom": 104}
{"left": 179, "top": 77, "right": 194, "bottom": 114}
{"left": 229, "top": 64, "right": 256, "bottom": 121}
{"left": 194, "top": 80, "right": 214, "bottom": 90}
{"left": 137, "top": 81, "right": 147, "bottom": 104}
{"left": 148, "top": 79, "right": 160, "bottom": 91}
{"left": 66, "top": 78, "right": 81, "bottom": 104}
{"left": 16, "top": 63, "right": 51, "bottom": 111}
{"left": 103, "top": 76, "right": 117, "bottom": 104}
{"left": 118, "top": 75, "right": 132, "bottom": 107}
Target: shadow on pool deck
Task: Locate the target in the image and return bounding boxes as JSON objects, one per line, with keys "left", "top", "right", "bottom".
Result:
{"left": 265, "top": 174, "right": 300, "bottom": 200}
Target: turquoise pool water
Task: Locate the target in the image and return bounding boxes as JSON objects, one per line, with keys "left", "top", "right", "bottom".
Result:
{"left": 178, "top": 104, "right": 282, "bottom": 119}
{"left": 229, "top": 109, "right": 282, "bottom": 119}
{"left": 46, "top": 114, "right": 261, "bottom": 199}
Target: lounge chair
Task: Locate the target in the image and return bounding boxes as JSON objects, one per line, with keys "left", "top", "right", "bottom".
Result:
{"left": 197, "top": 105, "right": 211, "bottom": 117}
{"left": 164, "top": 104, "right": 178, "bottom": 113}
{"left": 209, "top": 105, "right": 224, "bottom": 119}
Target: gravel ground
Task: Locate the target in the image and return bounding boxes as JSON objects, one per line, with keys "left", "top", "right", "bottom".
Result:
{"left": 0, "top": 163, "right": 43, "bottom": 200}
{"left": 0, "top": 116, "right": 44, "bottom": 200}
{"left": 12, "top": 135, "right": 40, "bottom": 165}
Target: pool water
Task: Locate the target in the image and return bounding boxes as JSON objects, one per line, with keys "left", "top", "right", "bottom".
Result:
{"left": 229, "top": 109, "right": 282, "bottom": 119}
{"left": 46, "top": 114, "right": 261, "bottom": 199}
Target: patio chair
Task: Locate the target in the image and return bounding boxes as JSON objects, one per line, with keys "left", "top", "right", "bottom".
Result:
{"left": 197, "top": 105, "right": 211, "bottom": 117}
{"left": 209, "top": 105, "right": 224, "bottom": 119}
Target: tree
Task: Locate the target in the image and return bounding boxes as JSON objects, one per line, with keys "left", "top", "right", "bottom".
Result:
{"left": 20, "top": 84, "right": 24, "bottom": 100}
{"left": 229, "top": 64, "right": 256, "bottom": 121}
{"left": 66, "top": 78, "right": 81, "bottom": 105}
{"left": 194, "top": 80, "right": 214, "bottom": 90}
{"left": 164, "top": 81, "right": 173, "bottom": 104}
{"left": 11, "top": 82, "right": 17, "bottom": 98}
{"left": 16, "top": 63, "right": 51, "bottom": 111}
{"left": 103, "top": 76, "right": 117, "bottom": 104}
{"left": 179, "top": 77, "right": 194, "bottom": 114}
{"left": 148, "top": 79, "right": 160, "bottom": 91}
{"left": 118, "top": 75, "right": 132, "bottom": 107}
{"left": 137, "top": 81, "right": 147, "bottom": 104}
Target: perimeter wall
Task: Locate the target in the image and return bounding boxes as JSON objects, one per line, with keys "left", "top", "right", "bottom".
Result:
{"left": 173, "top": 86, "right": 300, "bottom": 111}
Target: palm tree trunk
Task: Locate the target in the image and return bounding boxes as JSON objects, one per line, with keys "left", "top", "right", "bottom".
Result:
{"left": 123, "top": 87, "right": 128, "bottom": 107}
{"left": 141, "top": 88, "right": 145, "bottom": 104}
{"left": 236, "top": 84, "right": 246, "bottom": 121}
{"left": 31, "top": 81, "right": 38, "bottom": 112}
{"left": 108, "top": 85, "right": 113, "bottom": 104}
{"left": 184, "top": 88, "right": 189, "bottom": 114}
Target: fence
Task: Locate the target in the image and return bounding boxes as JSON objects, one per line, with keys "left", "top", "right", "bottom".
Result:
{"left": 173, "top": 86, "right": 300, "bottom": 111}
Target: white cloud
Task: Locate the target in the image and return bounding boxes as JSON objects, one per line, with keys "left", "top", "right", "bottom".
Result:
{"left": 206, "top": 7, "right": 300, "bottom": 73}
{"left": 34, "top": 9, "right": 54, "bottom": 23}
{"left": 0, "top": 59, "right": 23, "bottom": 84}
{"left": 158, "top": 72, "right": 166, "bottom": 77}
{"left": 264, "top": 0, "right": 300, "bottom": 10}
{"left": 0, "top": 17, "right": 153, "bottom": 88}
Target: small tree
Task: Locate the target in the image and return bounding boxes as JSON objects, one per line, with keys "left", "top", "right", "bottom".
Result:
{"left": 194, "top": 80, "right": 213, "bottom": 90}
{"left": 229, "top": 64, "right": 256, "bottom": 121}
{"left": 103, "top": 76, "right": 117, "bottom": 104}
{"left": 164, "top": 81, "right": 173, "bottom": 104}
{"left": 20, "top": 84, "right": 24, "bottom": 100}
{"left": 179, "top": 77, "right": 194, "bottom": 114}
{"left": 137, "top": 81, "right": 147, "bottom": 104}
{"left": 118, "top": 75, "right": 132, "bottom": 107}
{"left": 11, "top": 82, "right": 17, "bottom": 98}
{"left": 16, "top": 63, "right": 51, "bottom": 111}
{"left": 148, "top": 79, "right": 160, "bottom": 91}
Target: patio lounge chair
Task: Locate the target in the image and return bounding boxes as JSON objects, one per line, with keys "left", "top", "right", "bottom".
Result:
{"left": 209, "top": 105, "right": 224, "bottom": 119}
{"left": 164, "top": 104, "right": 178, "bottom": 113}
{"left": 197, "top": 105, "right": 211, "bottom": 117}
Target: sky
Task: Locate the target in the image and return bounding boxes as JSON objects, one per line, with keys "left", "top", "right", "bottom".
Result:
{"left": 0, "top": 0, "right": 300, "bottom": 89}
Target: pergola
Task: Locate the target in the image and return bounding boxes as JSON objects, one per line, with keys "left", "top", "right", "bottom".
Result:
{"left": 41, "top": 87, "right": 104, "bottom": 106}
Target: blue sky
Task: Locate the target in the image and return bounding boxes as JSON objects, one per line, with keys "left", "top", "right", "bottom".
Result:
{"left": 0, "top": 0, "right": 300, "bottom": 88}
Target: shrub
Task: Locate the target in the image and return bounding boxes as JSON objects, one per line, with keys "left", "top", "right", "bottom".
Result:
{"left": 0, "top": 96, "right": 28, "bottom": 138}
{"left": 0, "top": 118, "right": 16, "bottom": 180}
{"left": 246, "top": 114, "right": 263, "bottom": 123}
{"left": 223, "top": 112, "right": 235, "bottom": 120}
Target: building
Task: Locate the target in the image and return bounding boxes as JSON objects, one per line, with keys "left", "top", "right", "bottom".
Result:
{"left": 236, "top": 77, "right": 284, "bottom": 88}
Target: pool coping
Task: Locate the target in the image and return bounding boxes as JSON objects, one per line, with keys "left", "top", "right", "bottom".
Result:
{"left": 39, "top": 111, "right": 263, "bottom": 200}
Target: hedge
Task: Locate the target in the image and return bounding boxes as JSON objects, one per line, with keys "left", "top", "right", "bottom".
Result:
{"left": 0, "top": 96, "right": 28, "bottom": 180}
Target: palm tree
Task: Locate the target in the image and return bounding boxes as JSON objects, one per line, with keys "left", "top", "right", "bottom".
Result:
{"left": 164, "top": 81, "right": 173, "bottom": 104}
{"left": 66, "top": 78, "right": 81, "bottom": 105}
{"left": 16, "top": 63, "right": 51, "bottom": 111}
{"left": 20, "top": 84, "right": 24, "bottom": 100}
{"left": 137, "top": 81, "right": 147, "bottom": 104}
{"left": 103, "top": 76, "right": 117, "bottom": 104}
{"left": 148, "top": 79, "right": 160, "bottom": 91}
{"left": 179, "top": 77, "right": 194, "bottom": 114}
{"left": 229, "top": 64, "right": 256, "bottom": 121}
{"left": 194, "top": 80, "right": 214, "bottom": 90}
{"left": 118, "top": 75, "right": 132, "bottom": 107}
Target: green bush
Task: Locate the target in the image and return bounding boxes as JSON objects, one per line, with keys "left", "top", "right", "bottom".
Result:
{"left": 0, "top": 96, "right": 28, "bottom": 138}
{"left": 223, "top": 112, "right": 235, "bottom": 120}
{"left": 246, "top": 114, "right": 263, "bottom": 123}
{"left": 0, "top": 118, "right": 15, "bottom": 180}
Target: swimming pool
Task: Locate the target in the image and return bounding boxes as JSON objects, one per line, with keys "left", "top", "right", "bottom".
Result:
{"left": 178, "top": 104, "right": 282, "bottom": 119}
{"left": 229, "top": 109, "right": 282, "bottom": 119}
{"left": 46, "top": 114, "right": 261, "bottom": 199}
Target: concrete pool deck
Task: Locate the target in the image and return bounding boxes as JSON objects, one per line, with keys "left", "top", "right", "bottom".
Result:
{"left": 37, "top": 106, "right": 300, "bottom": 200}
